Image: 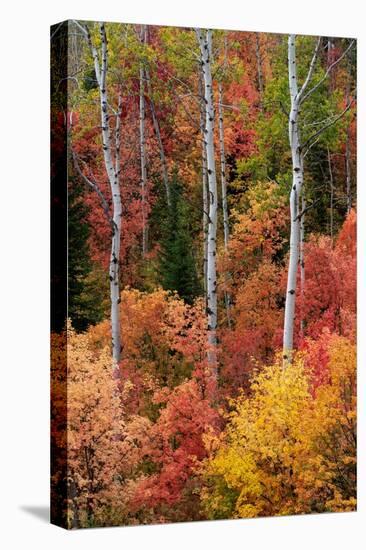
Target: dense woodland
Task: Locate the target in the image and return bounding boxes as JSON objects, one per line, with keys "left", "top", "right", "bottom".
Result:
{"left": 51, "top": 21, "right": 356, "bottom": 528}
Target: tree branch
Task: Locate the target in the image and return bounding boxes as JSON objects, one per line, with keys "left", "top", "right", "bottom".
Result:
{"left": 303, "top": 135, "right": 321, "bottom": 158}
{"left": 300, "top": 40, "right": 355, "bottom": 104}
{"left": 72, "top": 19, "right": 88, "bottom": 37}
{"left": 72, "top": 151, "right": 116, "bottom": 232}
{"left": 298, "top": 36, "right": 322, "bottom": 100}
{"left": 302, "top": 99, "right": 354, "bottom": 153}
{"left": 293, "top": 198, "right": 321, "bottom": 221}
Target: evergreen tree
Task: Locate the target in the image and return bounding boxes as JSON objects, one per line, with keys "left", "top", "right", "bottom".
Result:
{"left": 68, "top": 175, "right": 106, "bottom": 331}
{"left": 158, "top": 177, "right": 201, "bottom": 304}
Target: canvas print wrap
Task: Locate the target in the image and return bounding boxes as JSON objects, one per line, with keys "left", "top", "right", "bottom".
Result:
{"left": 50, "top": 20, "right": 357, "bottom": 529}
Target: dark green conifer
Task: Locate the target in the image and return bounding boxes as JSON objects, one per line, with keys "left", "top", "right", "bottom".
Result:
{"left": 158, "top": 177, "right": 201, "bottom": 304}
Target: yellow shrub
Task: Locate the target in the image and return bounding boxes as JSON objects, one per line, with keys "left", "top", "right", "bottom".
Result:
{"left": 201, "top": 338, "right": 356, "bottom": 519}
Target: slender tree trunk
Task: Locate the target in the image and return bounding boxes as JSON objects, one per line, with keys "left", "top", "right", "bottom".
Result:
{"left": 86, "top": 23, "right": 122, "bottom": 363}
{"left": 218, "top": 84, "right": 229, "bottom": 248}
{"left": 202, "top": 149, "right": 208, "bottom": 300}
{"left": 199, "top": 74, "right": 208, "bottom": 302}
{"left": 218, "top": 83, "right": 231, "bottom": 326}
{"left": 255, "top": 32, "right": 264, "bottom": 109}
{"left": 327, "top": 147, "right": 334, "bottom": 245}
{"left": 345, "top": 55, "right": 352, "bottom": 213}
{"left": 345, "top": 126, "right": 352, "bottom": 213}
{"left": 139, "top": 25, "right": 148, "bottom": 256}
{"left": 327, "top": 38, "right": 334, "bottom": 90}
{"left": 283, "top": 35, "right": 303, "bottom": 363}
{"left": 299, "top": 192, "right": 305, "bottom": 339}
{"left": 145, "top": 65, "right": 171, "bottom": 208}
{"left": 202, "top": 130, "right": 209, "bottom": 300}
{"left": 196, "top": 29, "right": 218, "bottom": 369}
{"left": 282, "top": 34, "right": 354, "bottom": 363}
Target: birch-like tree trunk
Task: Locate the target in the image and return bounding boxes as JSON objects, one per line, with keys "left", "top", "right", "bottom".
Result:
{"left": 201, "top": 123, "right": 208, "bottom": 300}
{"left": 218, "top": 84, "right": 229, "bottom": 249}
{"left": 196, "top": 29, "right": 218, "bottom": 368}
{"left": 82, "top": 22, "right": 122, "bottom": 363}
{"left": 199, "top": 74, "right": 209, "bottom": 302}
{"left": 283, "top": 35, "right": 304, "bottom": 362}
{"left": 299, "top": 192, "right": 306, "bottom": 338}
{"left": 218, "top": 82, "right": 231, "bottom": 325}
{"left": 345, "top": 54, "right": 352, "bottom": 213}
{"left": 282, "top": 34, "right": 354, "bottom": 363}
{"left": 139, "top": 25, "right": 148, "bottom": 256}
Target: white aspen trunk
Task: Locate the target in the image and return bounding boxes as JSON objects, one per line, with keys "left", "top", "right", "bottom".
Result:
{"left": 87, "top": 23, "right": 122, "bottom": 363}
{"left": 283, "top": 35, "right": 303, "bottom": 363}
{"left": 139, "top": 25, "right": 148, "bottom": 256}
{"left": 255, "top": 32, "right": 264, "bottom": 108}
{"left": 281, "top": 34, "right": 353, "bottom": 363}
{"left": 196, "top": 29, "right": 218, "bottom": 368}
{"left": 145, "top": 66, "right": 171, "bottom": 208}
{"left": 299, "top": 192, "right": 305, "bottom": 338}
{"left": 218, "top": 84, "right": 229, "bottom": 249}
{"left": 218, "top": 83, "right": 231, "bottom": 326}
{"left": 199, "top": 74, "right": 208, "bottom": 301}
{"left": 202, "top": 132, "right": 208, "bottom": 300}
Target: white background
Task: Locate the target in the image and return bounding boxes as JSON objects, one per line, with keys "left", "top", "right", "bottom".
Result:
{"left": 0, "top": 0, "right": 365, "bottom": 548}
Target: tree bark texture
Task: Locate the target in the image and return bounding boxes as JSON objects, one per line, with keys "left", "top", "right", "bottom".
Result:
{"left": 196, "top": 29, "right": 218, "bottom": 368}
{"left": 139, "top": 25, "right": 148, "bottom": 256}
{"left": 283, "top": 35, "right": 303, "bottom": 362}
{"left": 87, "top": 23, "right": 122, "bottom": 363}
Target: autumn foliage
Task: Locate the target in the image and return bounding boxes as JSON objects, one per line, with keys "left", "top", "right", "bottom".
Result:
{"left": 201, "top": 337, "right": 356, "bottom": 519}
{"left": 51, "top": 22, "right": 357, "bottom": 528}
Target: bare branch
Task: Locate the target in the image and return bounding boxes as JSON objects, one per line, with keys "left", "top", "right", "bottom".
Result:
{"left": 294, "top": 198, "right": 321, "bottom": 221}
{"left": 71, "top": 19, "right": 89, "bottom": 37}
{"left": 72, "top": 151, "right": 115, "bottom": 231}
{"left": 218, "top": 102, "right": 241, "bottom": 112}
{"left": 56, "top": 76, "right": 80, "bottom": 91}
{"left": 300, "top": 39, "right": 355, "bottom": 104}
{"left": 303, "top": 135, "right": 321, "bottom": 158}
{"left": 160, "top": 65, "right": 201, "bottom": 103}
{"left": 298, "top": 37, "right": 322, "bottom": 100}
{"left": 302, "top": 99, "right": 354, "bottom": 152}
{"left": 50, "top": 22, "right": 65, "bottom": 41}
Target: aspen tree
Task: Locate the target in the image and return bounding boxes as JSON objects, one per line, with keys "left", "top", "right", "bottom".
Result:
{"left": 139, "top": 25, "right": 148, "bottom": 256}
{"left": 200, "top": 84, "right": 209, "bottom": 301}
{"left": 283, "top": 35, "right": 354, "bottom": 363}
{"left": 73, "top": 21, "right": 122, "bottom": 363}
{"left": 196, "top": 28, "right": 218, "bottom": 368}
{"left": 218, "top": 82, "right": 231, "bottom": 325}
